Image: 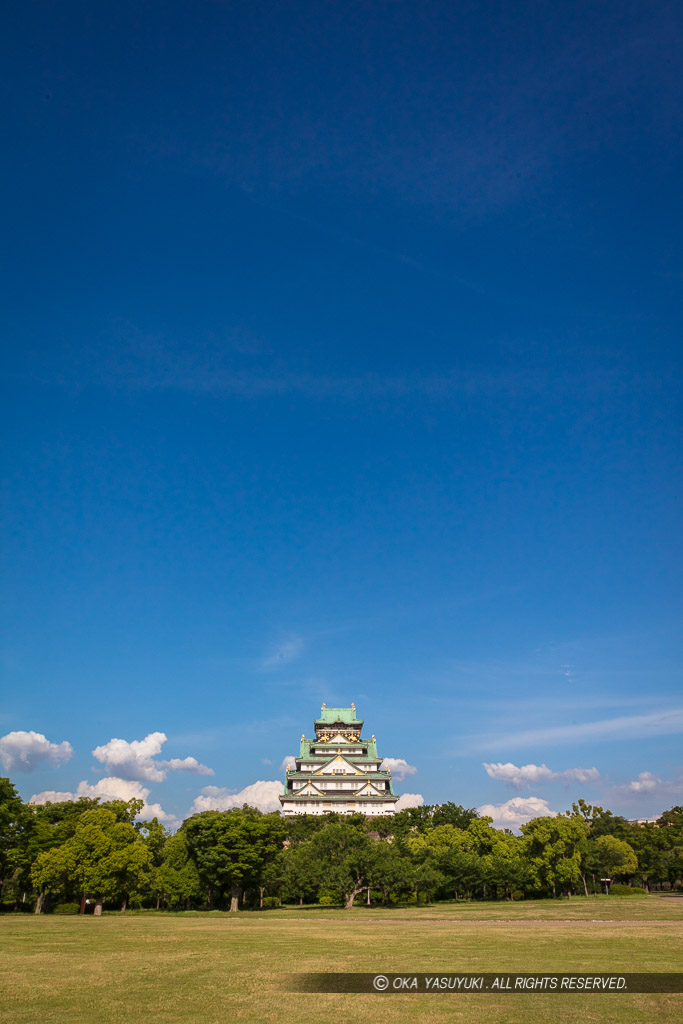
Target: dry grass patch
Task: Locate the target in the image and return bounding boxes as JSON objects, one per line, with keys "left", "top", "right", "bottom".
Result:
{"left": 1, "top": 901, "right": 681, "bottom": 1024}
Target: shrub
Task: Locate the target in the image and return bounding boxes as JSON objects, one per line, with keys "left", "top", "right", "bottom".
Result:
{"left": 261, "top": 896, "right": 279, "bottom": 909}
{"left": 609, "top": 884, "right": 647, "bottom": 897}
{"left": 52, "top": 902, "right": 81, "bottom": 915}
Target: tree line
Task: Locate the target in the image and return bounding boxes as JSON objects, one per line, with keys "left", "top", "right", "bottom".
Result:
{"left": 1, "top": 778, "right": 682, "bottom": 913}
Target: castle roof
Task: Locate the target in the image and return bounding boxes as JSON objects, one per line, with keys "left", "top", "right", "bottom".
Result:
{"left": 314, "top": 705, "right": 363, "bottom": 726}
{"left": 299, "top": 736, "right": 378, "bottom": 759}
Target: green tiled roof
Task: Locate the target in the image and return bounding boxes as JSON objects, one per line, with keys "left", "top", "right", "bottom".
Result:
{"left": 281, "top": 793, "right": 398, "bottom": 803}
{"left": 314, "top": 705, "right": 362, "bottom": 725}
{"left": 299, "top": 736, "right": 379, "bottom": 758}
{"left": 286, "top": 768, "right": 392, "bottom": 779}
{"left": 296, "top": 753, "right": 381, "bottom": 765}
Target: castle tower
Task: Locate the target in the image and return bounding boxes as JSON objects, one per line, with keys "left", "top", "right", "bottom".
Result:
{"left": 279, "top": 704, "right": 399, "bottom": 816}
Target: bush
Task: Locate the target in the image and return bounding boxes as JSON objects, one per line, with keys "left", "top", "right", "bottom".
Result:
{"left": 609, "top": 885, "right": 647, "bottom": 897}
{"left": 261, "top": 896, "right": 280, "bottom": 909}
{"left": 318, "top": 894, "right": 336, "bottom": 906}
{"left": 52, "top": 902, "right": 81, "bottom": 915}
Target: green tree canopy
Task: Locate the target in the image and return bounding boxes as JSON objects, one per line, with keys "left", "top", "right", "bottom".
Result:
{"left": 31, "top": 807, "right": 152, "bottom": 912}
{"left": 522, "top": 815, "right": 588, "bottom": 897}
{"left": 183, "top": 807, "right": 286, "bottom": 911}
{"left": 157, "top": 832, "right": 203, "bottom": 909}
{"left": 305, "top": 816, "right": 377, "bottom": 908}
{"left": 594, "top": 835, "right": 638, "bottom": 881}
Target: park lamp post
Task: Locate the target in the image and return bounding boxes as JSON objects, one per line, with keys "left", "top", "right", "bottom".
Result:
{"left": 600, "top": 877, "right": 612, "bottom": 895}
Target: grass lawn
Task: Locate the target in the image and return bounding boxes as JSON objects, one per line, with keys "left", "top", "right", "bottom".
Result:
{"left": 1, "top": 897, "right": 681, "bottom": 1024}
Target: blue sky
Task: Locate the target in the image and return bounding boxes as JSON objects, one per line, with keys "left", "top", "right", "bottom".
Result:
{"left": 1, "top": 1, "right": 681, "bottom": 829}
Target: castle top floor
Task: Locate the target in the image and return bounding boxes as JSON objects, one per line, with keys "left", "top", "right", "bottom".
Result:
{"left": 313, "top": 703, "right": 363, "bottom": 739}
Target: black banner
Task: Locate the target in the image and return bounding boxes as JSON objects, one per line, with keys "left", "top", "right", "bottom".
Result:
{"left": 292, "top": 973, "right": 683, "bottom": 994}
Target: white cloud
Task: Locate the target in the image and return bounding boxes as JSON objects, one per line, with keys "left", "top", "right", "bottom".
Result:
{"left": 190, "top": 781, "right": 284, "bottom": 815}
{"left": 471, "top": 707, "right": 683, "bottom": 751}
{"left": 262, "top": 636, "right": 304, "bottom": 671}
{"left": 625, "top": 771, "right": 660, "bottom": 793}
{"left": 616, "top": 771, "right": 683, "bottom": 801}
{"left": 279, "top": 755, "right": 297, "bottom": 772}
{"left": 477, "top": 796, "right": 557, "bottom": 831}
{"left": 92, "top": 732, "right": 213, "bottom": 782}
{"left": 0, "top": 730, "right": 73, "bottom": 773}
{"left": 27, "top": 790, "right": 75, "bottom": 803}
{"left": 162, "top": 756, "right": 214, "bottom": 775}
{"left": 29, "top": 777, "right": 179, "bottom": 826}
{"left": 395, "top": 793, "right": 424, "bottom": 811}
{"left": 381, "top": 757, "right": 418, "bottom": 781}
{"left": 92, "top": 732, "right": 167, "bottom": 781}
{"left": 483, "top": 761, "right": 600, "bottom": 790}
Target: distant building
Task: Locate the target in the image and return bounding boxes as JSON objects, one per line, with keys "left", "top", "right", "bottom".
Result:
{"left": 627, "top": 816, "right": 661, "bottom": 827}
{"left": 280, "top": 704, "right": 399, "bottom": 817}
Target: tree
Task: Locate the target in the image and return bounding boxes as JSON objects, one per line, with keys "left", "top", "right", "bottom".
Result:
{"left": 628, "top": 824, "right": 670, "bottom": 891}
{"left": 661, "top": 844, "right": 683, "bottom": 891}
{"left": 183, "top": 807, "right": 285, "bottom": 912}
{"left": 157, "top": 832, "right": 204, "bottom": 909}
{"left": 465, "top": 817, "right": 498, "bottom": 856}
{"left": 280, "top": 843, "right": 322, "bottom": 905}
{"left": 412, "top": 857, "right": 445, "bottom": 903}
{"left": 388, "top": 805, "right": 437, "bottom": 838}
{"left": 657, "top": 806, "right": 683, "bottom": 828}
{"left": 431, "top": 803, "right": 479, "bottom": 830}
{"left": 283, "top": 813, "right": 331, "bottom": 843}
{"left": 405, "top": 823, "right": 474, "bottom": 859}
{"left": 306, "top": 817, "right": 376, "bottom": 908}
{"left": 30, "top": 808, "right": 151, "bottom": 913}
{"left": 565, "top": 801, "right": 633, "bottom": 894}
{"left": 483, "top": 832, "right": 527, "bottom": 900}
{"left": 405, "top": 821, "right": 489, "bottom": 900}
{"left": 594, "top": 835, "right": 638, "bottom": 884}
{"left": 137, "top": 817, "right": 169, "bottom": 907}
{"left": 566, "top": 800, "right": 629, "bottom": 839}
{"left": 0, "top": 779, "right": 34, "bottom": 907}
{"left": 106, "top": 834, "right": 154, "bottom": 911}
{"left": 384, "top": 803, "right": 478, "bottom": 839}
{"left": 522, "top": 815, "right": 588, "bottom": 897}
{"left": 101, "top": 798, "right": 145, "bottom": 824}
{"left": 137, "top": 818, "right": 169, "bottom": 862}
{"left": 365, "top": 841, "right": 414, "bottom": 904}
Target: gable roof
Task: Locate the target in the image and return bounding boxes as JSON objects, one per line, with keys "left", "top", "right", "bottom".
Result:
{"left": 313, "top": 754, "right": 363, "bottom": 776}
